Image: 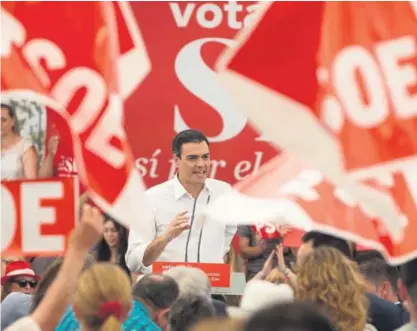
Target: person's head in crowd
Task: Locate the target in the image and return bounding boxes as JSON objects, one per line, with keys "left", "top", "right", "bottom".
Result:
{"left": 296, "top": 246, "right": 369, "bottom": 331}
{"left": 398, "top": 257, "right": 417, "bottom": 321}
{"left": 73, "top": 263, "right": 132, "bottom": 331}
{"left": 228, "top": 280, "right": 294, "bottom": 320}
{"left": 297, "top": 231, "right": 352, "bottom": 265}
{"left": 30, "top": 254, "right": 95, "bottom": 312}
{"left": 243, "top": 301, "right": 336, "bottom": 331}
{"left": 132, "top": 273, "right": 180, "bottom": 330}
{"left": 172, "top": 129, "right": 211, "bottom": 187}
{"left": 1, "top": 103, "right": 19, "bottom": 137}
{"left": 164, "top": 266, "right": 211, "bottom": 299}
{"left": 95, "top": 214, "right": 130, "bottom": 277}
{"left": 1, "top": 260, "right": 40, "bottom": 301}
{"left": 169, "top": 295, "right": 216, "bottom": 331}
{"left": 357, "top": 251, "right": 400, "bottom": 303}
{"left": 0, "top": 292, "right": 33, "bottom": 329}
{"left": 164, "top": 266, "right": 229, "bottom": 317}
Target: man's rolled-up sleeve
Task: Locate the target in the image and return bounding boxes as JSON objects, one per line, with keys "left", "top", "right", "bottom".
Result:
{"left": 125, "top": 204, "right": 156, "bottom": 273}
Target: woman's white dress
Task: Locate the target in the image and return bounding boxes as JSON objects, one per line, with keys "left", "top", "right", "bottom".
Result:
{"left": 1, "top": 139, "right": 34, "bottom": 180}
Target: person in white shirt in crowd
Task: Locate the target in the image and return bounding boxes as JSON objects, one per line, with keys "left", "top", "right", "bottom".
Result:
{"left": 126, "top": 129, "right": 237, "bottom": 273}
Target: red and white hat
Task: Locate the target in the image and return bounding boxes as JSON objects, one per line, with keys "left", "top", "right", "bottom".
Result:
{"left": 1, "top": 260, "right": 40, "bottom": 286}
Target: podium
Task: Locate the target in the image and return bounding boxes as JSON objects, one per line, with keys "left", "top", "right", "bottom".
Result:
{"left": 212, "top": 272, "right": 246, "bottom": 295}
{"left": 152, "top": 262, "right": 246, "bottom": 294}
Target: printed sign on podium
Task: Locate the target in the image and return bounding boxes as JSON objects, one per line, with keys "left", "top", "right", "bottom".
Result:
{"left": 152, "top": 262, "right": 231, "bottom": 288}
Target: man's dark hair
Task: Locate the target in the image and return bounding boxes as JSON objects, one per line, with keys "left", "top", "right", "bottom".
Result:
{"left": 172, "top": 129, "right": 210, "bottom": 158}
{"left": 244, "top": 301, "right": 335, "bottom": 331}
{"left": 133, "top": 274, "right": 179, "bottom": 310}
{"left": 302, "top": 231, "right": 352, "bottom": 259}
{"left": 31, "top": 254, "right": 95, "bottom": 312}
{"left": 169, "top": 295, "right": 215, "bottom": 331}
{"left": 400, "top": 257, "right": 417, "bottom": 307}
{"left": 357, "top": 253, "right": 399, "bottom": 293}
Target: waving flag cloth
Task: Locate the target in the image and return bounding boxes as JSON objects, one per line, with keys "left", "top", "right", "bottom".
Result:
{"left": 1, "top": 2, "right": 153, "bottom": 232}
{"left": 209, "top": 1, "right": 417, "bottom": 263}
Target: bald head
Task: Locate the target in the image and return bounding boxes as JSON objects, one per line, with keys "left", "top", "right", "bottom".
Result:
{"left": 132, "top": 274, "right": 179, "bottom": 310}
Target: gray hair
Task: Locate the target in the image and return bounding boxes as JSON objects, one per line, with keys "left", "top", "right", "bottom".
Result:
{"left": 164, "top": 266, "right": 211, "bottom": 298}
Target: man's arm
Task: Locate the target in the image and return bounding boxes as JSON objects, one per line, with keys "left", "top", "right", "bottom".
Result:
{"left": 126, "top": 209, "right": 190, "bottom": 271}
{"left": 142, "top": 210, "right": 190, "bottom": 266}
{"left": 238, "top": 226, "right": 265, "bottom": 259}
{"left": 142, "top": 233, "right": 172, "bottom": 267}
{"left": 125, "top": 207, "right": 157, "bottom": 273}
{"left": 239, "top": 237, "right": 264, "bottom": 259}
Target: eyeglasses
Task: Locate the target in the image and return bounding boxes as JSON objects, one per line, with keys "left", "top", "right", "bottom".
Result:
{"left": 12, "top": 279, "right": 38, "bottom": 289}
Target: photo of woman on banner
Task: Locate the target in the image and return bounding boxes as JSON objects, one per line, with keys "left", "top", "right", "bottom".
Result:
{"left": 1, "top": 98, "right": 81, "bottom": 183}
{"left": 1, "top": 102, "right": 39, "bottom": 180}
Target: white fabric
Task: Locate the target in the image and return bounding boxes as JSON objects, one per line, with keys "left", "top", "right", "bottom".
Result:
{"left": 126, "top": 176, "right": 237, "bottom": 273}
{"left": 1, "top": 138, "right": 33, "bottom": 180}
{"left": 227, "top": 280, "right": 294, "bottom": 320}
{"left": 395, "top": 322, "right": 417, "bottom": 331}
{"left": 364, "top": 323, "right": 378, "bottom": 331}
{"left": 5, "top": 316, "right": 41, "bottom": 331}
{"left": 5, "top": 268, "right": 36, "bottom": 277}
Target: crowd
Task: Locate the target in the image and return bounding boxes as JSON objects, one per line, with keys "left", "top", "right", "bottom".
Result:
{"left": 1, "top": 207, "right": 416, "bottom": 331}
{"left": 1, "top": 103, "right": 417, "bottom": 331}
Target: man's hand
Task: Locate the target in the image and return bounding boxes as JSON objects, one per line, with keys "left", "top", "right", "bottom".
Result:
{"left": 163, "top": 211, "right": 191, "bottom": 241}
{"left": 70, "top": 204, "right": 104, "bottom": 252}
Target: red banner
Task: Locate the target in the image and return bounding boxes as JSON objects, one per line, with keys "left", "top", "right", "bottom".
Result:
{"left": 1, "top": 2, "right": 152, "bottom": 231}
{"left": 213, "top": 1, "right": 417, "bottom": 262}
{"left": 1, "top": 178, "right": 77, "bottom": 257}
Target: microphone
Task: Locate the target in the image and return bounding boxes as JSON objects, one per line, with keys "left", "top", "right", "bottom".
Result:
{"left": 197, "top": 195, "right": 211, "bottom": 263}
{"left": 184, "top": 198, "right": 198, "bottom": 262}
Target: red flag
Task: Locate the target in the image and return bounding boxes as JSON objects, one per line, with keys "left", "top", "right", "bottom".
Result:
{"left": 213, "top": 1, "right": 417, "bottom": 262}
{"left": 1, "top": 2, "right": 152, "bottom": 230}
{"left": 208, "top": 152, "right": 416, "bottom": 263}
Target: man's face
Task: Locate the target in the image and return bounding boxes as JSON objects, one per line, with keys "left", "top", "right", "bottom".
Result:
{"left": 175, "top": 141, "right": 210, "bottom": 185}
{"left": 10, "top": 276, "right": 37, "bottom": 295}
{"left": 365, "top": 280, "right": 398, "bottom": 303}
{"left": 296, "top": 240, "right": 314, "bottom": 266}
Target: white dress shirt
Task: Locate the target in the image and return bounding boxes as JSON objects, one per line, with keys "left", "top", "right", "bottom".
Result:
{"left": 126, "top": 176, "right": 237, "bottom": 273}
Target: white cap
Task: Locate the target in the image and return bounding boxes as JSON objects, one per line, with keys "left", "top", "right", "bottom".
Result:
{"left": 227, "top": 280, "right": 294, "bottom": 320}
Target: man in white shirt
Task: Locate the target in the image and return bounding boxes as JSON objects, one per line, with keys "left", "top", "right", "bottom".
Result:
{"left": 126, "top": 129, "right": 237, "bottom": 274}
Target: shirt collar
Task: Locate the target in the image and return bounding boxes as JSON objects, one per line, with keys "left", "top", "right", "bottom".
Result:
{"left": 173, "top": 174, "right": 211, "bottom": 200}
{"left": 133, "top": 299, "right": 151, "bottom": 318}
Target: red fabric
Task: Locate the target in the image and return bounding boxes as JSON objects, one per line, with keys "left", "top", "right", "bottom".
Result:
{"left": 1, "top": 260, "right": 40, "bottom": 285}
{"left": 217, "top": 2, "right": 417, "bottom": 263}
{"left": 98, "top": 301, "right": 123, "bottom": 320}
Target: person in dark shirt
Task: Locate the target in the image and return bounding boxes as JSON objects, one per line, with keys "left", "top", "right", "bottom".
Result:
{"left": 238, "top": 226, "right": 282, "bottom": 281}
{"left": 356, "top": 251, "right": 410, "bottom": 324}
